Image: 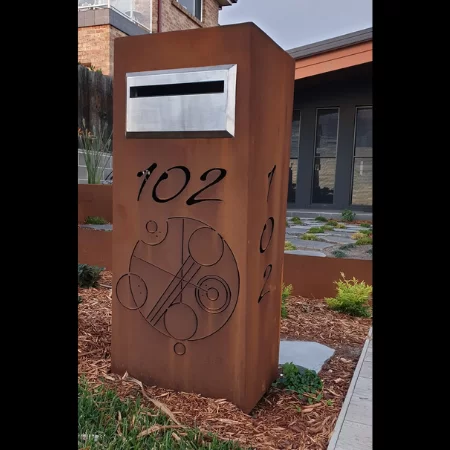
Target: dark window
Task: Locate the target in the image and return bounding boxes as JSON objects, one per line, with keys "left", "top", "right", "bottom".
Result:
{"left": 311, "top": 108, "right": 339, "bottom": 204}
{"left": 351, "top": 107, "right": 372, "bottom": 206}
{"left": 288, "top": 110, "right": 301, "bottom": 203}
{"left": 178, "top": 0, "right": 202, "bottom": 20}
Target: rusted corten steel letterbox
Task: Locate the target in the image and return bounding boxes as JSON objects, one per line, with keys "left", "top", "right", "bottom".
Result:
{"left": 111, "top": 22, "right": 295, "bottom": 413}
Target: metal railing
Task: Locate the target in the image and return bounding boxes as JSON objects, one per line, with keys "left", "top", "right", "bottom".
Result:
{"left": 78, "top": 1, "right": 152, "bottom": 32}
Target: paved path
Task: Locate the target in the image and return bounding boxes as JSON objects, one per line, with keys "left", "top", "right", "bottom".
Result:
{"left": 327, "top": 328, "right": 372, "bottom": 450}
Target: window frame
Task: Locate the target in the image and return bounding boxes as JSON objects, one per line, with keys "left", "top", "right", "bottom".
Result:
{"left": 177, "top": 0, "right": 203, "bottom": 21}
{"left": 310, "top": 107, "right": 341, "bottom": 205}
{"left": 350, "top": 105, "right": 373, "bottom": 206}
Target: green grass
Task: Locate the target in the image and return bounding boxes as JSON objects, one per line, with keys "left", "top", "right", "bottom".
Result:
{"left": 327, "top": 220, "right": 338, "bottom": 226}
{"left": 302, "top": 233, "right": 318, "bottom": 241}
{"left": 315, "top": 216, "right": 328, "bottom": 222}
{"left": 285, "top": 241, "right": 296, "bottom": 250}
{"left": 308, "top": 227, "right": 325, "bottom": 234}
{"left": 281, "top": 284, "right": 293, "bottom": 319}
{"left": 359, "top": 229, "right": 372, "bottom": 236}
{"left": 332, "top": 250, "right": 347, "bottom": 258}
{"left": 360, "top": 223, "right": 372, "bottom": 228}
{"left": 291, "top": 216, "right": 303, "bottom": 225}
{"left": 85, "top": 216, "right": 109, "bottom": 225}
{"left": 322, "top": 225, "right": 335, "bottom": 231}
{"left": 356, "top": 236, "right": 373, "bottom": 245}
{"left": 78, "top": 379, "right": 244, "bottom": 449}
{"left": 336, "top": 223, "right": 346, "bottom": 229}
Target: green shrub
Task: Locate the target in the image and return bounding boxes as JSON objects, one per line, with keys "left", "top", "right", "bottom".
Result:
{"left": 291, "top": 217, "right": 303, "bottom": 225}
{"left": 359, "top": 228, "right": 372, "bottom": 236}
{"left": 326, "top": 272, "right": 372, "bottom": 317}
{"left": 351, "top": 232, "right": 365, "bottom": 240}
{"left": 327, "top": 220, "right": 338, "bottom": 226}
{"left": 281, "top": 283, "right": 293, "bottom": 319}
{"left": 274, "top": 363, "right": 323, "bottom": 404}
{"left": 360, "top": 223, "right": 372, "bottom": 228}
{"left": 332, "top": 250, "right": 347, "bottom": 258}
{"left": 322, "top": 225, "right": 334, "bottom": 231}
{"left": 85, "top": 216, "right": 109, "bottom": 225}
{"left": 356, "top": 236, "right": 373, "bottom": 245}
{"left": 302, "top": 233, "right": 318, "bottom": 241}
{"left": 315, "top": 216, "right": 328, "bottom": 222}
{"left": 285, "top": 241, "right": 296, "bottom": 250}
{"left": 339, "top": 243, "right": 356, "bottom": 251}
{"left": 308, "top": 227, "right": 325, "bottom": 234}
{"left": 78, "top": 264, "right": 104, "bottom": 288}
{"left": 336, "top": 223, "right": 346, "bottom": 229}
{"left": 341, "top": 209, "right": 356, "bottom": 222}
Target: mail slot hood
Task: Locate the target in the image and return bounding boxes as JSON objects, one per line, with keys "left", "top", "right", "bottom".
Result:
{"left": 126, "top": 64, "right": 237, "bottom": 139}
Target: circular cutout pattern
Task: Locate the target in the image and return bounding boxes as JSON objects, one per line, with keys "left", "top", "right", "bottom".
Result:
{"left": 146, "top": 220, "right": 158, "bottom": 233}
{"left": 116, "top": 273, "right": 147, "bottom": 310}
{"left": 188, "top": 227, "right": 224, "bottom": 266}
{"left": 164, "top": 303, "right": 198, "bottom": 340}
{"left": 174, "top": 342, "right": 186, "bottom": 356}
{"left": 196, "top": 275, "right": 231, "bottom": 314}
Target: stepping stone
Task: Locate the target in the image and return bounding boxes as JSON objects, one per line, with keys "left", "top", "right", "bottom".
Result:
{"left": 285, "top": 228, "right": 303, "bottom": 235}
{"left": 295, "top": 240, "right": 334, "bottom": 250}
{"left": 79, "top": 224, "right": 113, "bottom": 231}
{"left": 285, "top": 250, "right": 326, "bottom": 257}
{"left": 279, "top": 341, "right": 335, "bottom": 373}
{"left": 321, "top": 235, "right": 355, "bottom": 244}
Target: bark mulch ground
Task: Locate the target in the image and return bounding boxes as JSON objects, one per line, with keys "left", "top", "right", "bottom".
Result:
{"left": 78, "top": 271, "right": 372, "bottom": 450}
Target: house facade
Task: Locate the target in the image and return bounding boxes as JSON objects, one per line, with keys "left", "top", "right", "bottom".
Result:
{"left": 78, "top": 0, "right": 237, "bottom": 75}
{"left": 287, "top": 28, "right": 372, "bottom": 212}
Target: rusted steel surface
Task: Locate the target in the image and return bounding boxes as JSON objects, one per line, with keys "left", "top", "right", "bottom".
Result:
{"left": 111, "top": 23, "right": 295, "bottom": 413}
{"left": 283, "top": 253, "right": 373, "bottom": 299}
{"left": 78, "top": 184, "right": 113, "bottom": 224}
{"left": 78, "top": 228, "right": 112, "bottom": 271}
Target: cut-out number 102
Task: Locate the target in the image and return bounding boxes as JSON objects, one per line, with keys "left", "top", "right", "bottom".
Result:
{"left": 137, "top": 163, "right": 227, "bottom": 205}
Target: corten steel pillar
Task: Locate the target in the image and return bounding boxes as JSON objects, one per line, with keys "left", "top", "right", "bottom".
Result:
{"left": 112, "top": 22, "right": 294, "bottom": 413}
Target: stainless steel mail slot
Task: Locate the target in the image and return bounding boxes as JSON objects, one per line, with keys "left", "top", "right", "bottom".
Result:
{"left": 126, "top": 64, "right": 237, "bottom": 139}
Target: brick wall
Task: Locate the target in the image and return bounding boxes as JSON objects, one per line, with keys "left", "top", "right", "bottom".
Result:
{"left": 78, "top": 24, "right": 126, "bottom": 76}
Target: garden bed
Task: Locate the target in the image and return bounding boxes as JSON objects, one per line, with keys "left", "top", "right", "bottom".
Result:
{"left": 78, "top": 272, "right": 371, "bottom": 450}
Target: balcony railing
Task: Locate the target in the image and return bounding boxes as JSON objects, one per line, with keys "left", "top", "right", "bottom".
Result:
{"left": 78, "top": 1, "right": 152, "bottom": 32}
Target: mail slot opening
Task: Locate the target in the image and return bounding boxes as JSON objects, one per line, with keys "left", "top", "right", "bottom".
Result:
{"left": 130, "top": 80, "right": 225, "bottom": 98}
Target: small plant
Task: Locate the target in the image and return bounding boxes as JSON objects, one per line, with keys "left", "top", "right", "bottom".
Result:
{"left": 78, "top": 118, "right": 112, "bottom": 184}
{"left": 302, "top": 233, "right": 318, "bottom": 241}
{"left": 327, "top": 220, "right": 338, "bottom": 226}
{"left": 326, "top": 272, "right": 372, "bottom": 317}
{"left": 315, "top": 216, "right": 328, "bottom": 222}
{"left": 78, "top": 295, "right": 82, "bottom": 304}
{"left": 274, "top": 363, "right": 323, "bottom": 404}
{"left": 359, "top": 228, "right": 372, "bottom": 236}
{"left": 281, "top": 283, "right": 293, "bottom": 319}
{"left": 78, "top": 263, "right": 104, "bottom": 288}
{"left": 360, "top": 223, "right": 372, "bottom": 228}
{"left": 308, "top": 226, "right": 325, "bottom": 234}
{"left": 291, "top": 216, "right": 303, "bottom": 225}
{"left": 84, "top": 216, "right": 109, "bottom": 225}
{"left": 336, "top": 223, "right": 346, "bottom": 229}
{"left": 356, "top": 236, "right": 373, "bottom": 245}
{"left": 322, "top": 225, "right": 334, "bottom": 231}
{"left": 367, "top": 248, "right": 373, "bottom": 254}
{"left": 326, "top": 399, "right": 334, "bottom": 406}
{"left": 285, "top": 241, "right": 296, "bottom": 250}
{"left": 351, "top": 232, "right": 365, "bottom": 240}
{"left": 341, "top": 209, "right": 356, "bottom": 222}
{"left": 332, "top": 250, "right": 347, "bottom": 258}
{"left": 340, "top": 243, "right": 356, "bottom": 251}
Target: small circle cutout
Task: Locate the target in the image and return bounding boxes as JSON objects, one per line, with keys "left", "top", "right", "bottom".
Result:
{"left": 174, "top": 342, "right": 186, "bottom": 356}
